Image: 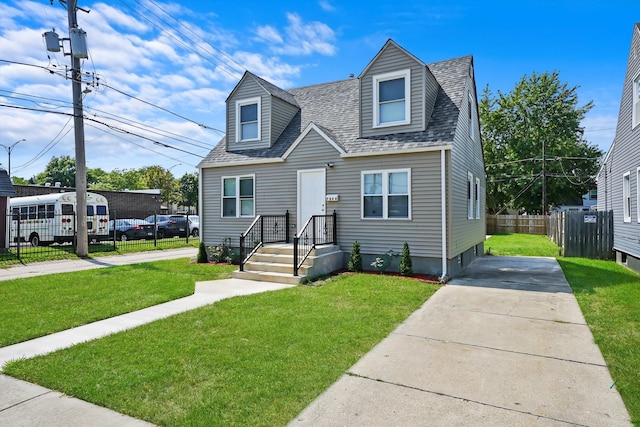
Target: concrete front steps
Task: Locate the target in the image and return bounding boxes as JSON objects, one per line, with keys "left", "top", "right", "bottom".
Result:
{"left": 232, "top": 243, "right": 343, "bottom": 285}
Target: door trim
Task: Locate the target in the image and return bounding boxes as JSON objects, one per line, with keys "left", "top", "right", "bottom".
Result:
{"left": 296, "top": 168, "right": 326, "bottom": 234}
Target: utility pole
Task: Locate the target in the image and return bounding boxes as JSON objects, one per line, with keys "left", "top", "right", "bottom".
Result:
{"left": 67, "top": 0, "right": 88, "bottom": 257}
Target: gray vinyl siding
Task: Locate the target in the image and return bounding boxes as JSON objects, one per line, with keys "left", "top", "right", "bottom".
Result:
{"left": 226, "top": 79, "right": 270, "bottom": 151}
{"left": 201, "top": 129, "right": 445, "bottom": 260}
{"left": 602, "top": 25, "right": 640, "bottom": 260}
{"left": 270, "top": 97, "right": 299, "bottom": 146}
{"left": 449, "top": 78, "right": 485, "bottom": 258}
{"left": 360, "top": 43, "right": 426, "bottom": 137}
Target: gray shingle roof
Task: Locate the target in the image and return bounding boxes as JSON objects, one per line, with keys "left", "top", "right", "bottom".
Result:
{"left": 199, "top": 54, "right": 472, "bottom": 168}
{"left": 0, "top": 169, "right": 16, "bottom": 197}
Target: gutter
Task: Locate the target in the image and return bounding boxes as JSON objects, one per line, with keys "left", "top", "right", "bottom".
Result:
{"left": 440, "top": 148, "right": 448, "bottom": 281}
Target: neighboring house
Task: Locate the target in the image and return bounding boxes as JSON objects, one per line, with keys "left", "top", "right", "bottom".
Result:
{"left": 596, "top": 23, "right": 640, "bottom": 273}
{"left": 198, "top": 39, "right": 485, "bottom": 280}
{"left": 0, "top": 168, "right": 16, "bottom": 248}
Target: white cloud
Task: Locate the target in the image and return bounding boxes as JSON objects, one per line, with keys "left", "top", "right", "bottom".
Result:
{"left": 319, "top": 1, "right": 336, "bottom": 12}
{"left": 256, "top": 13, "right": 336, "bottom": 57}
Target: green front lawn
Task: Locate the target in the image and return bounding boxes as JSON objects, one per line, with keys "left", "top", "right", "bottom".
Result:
{"left": 4, "top": 274, "right": 438, "bottom": 426}
{"left": 0, "top": 259, "right": 235, "bottom": 347}
{"left": 485, "top": 233, "right": 560, "bottom": 257}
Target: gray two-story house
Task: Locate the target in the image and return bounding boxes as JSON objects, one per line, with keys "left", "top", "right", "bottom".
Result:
{"left": 597, "top": 23, "right": 640, "bottom": 273}
{"left": 198, "top": 39, "right": 485, "bottom": 282}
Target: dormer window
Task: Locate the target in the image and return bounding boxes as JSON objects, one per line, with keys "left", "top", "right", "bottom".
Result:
{"left": 236, "top": 97, "right": 261, "bottom": 142}
{"left": 373, "top": 69, "right": 411, "bottom": 128}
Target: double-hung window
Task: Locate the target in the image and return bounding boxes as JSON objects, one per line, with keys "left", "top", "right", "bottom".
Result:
{"left": 467, "top": 172, "right": 474, "bottom": 219}
{"left": 468, "top": 93, "right": 476, "bottom": 140}
{"left": 222, "top": 175, "right": 254, "bottom": 218}
{"left": 373, "top": 69, "right": 411, "bottom": 127}
{"left": 362, "top": 169, "right": 410, "bottom": 219}
{"left": 236, "top": 97, "right": 261, "bottom": 142}
{"left": 634, "top": 73, "right": 640, "bottom": 129}
{"left": 623, "top": 172, "right": 631, "bottom": 222}
{"left": 475, "top": 177, "right": 481, "bottom": 219}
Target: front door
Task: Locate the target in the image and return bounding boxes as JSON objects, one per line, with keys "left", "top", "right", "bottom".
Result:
{"left": 297, "top": 169, "right": 326, "bottom": 234}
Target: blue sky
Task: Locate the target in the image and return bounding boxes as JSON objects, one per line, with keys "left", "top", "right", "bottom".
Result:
{"left": 0, "top": 0, "right": 638, "bottom": 180}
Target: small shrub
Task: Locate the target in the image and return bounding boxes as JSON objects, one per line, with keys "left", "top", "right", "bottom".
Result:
{"left": 399, "top": 242, "right": 413, "bottom": 276}
{"left": 209, "top": 238, "right": 233, "bottom": 263}
{"left": 196, "top": 241, "right": 208, "bottom": 263}
{"left": 371, "top": 249, "right": 398, "bottom": 274}
{"left": 348, "top": 241, "right": 363, "bottom": 272}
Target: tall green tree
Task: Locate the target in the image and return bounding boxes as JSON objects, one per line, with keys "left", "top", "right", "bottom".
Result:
{"left": 480, "top": 71, "right": 603, "bottom": 214}
{"left": 178, "top": 172, "right": 198, "bottom": 212}
{"left": 36, "top": 155, "right": 76, "bottom": 187}
{"left": 140, "top": 165, "right": 178, "bottom": 204}
{"left": 90, "top": 168, "right": 144, "bottom": 191}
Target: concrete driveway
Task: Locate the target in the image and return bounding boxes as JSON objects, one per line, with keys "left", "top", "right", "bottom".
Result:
{"left": 290, "top": 256, "right": 632, "bottom": 426}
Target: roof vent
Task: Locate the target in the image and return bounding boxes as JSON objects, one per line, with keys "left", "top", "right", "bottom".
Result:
{"left": 348, "top": 73, "right": 354, "bottom": 79}
{"left": 54, "top": 182, "right": 61, "bottom": 187}
{"left": 45, "top": 182, "right": 51, "bottom": 187}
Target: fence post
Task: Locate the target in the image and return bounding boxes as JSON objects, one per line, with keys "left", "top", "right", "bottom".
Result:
{"left": 293, "top": 236, "right": 299, "bottom": 276}
{"left": 332, "top": 210, "right": 337, "bottom": 244}
{"left": 16, "top": 214, "right": 20, "bottom": 260}
{"left": 239, "top": 233, "right": 245, "bottom": 271}
{"left": 285, "top": 210, "right": 290, "bottom": 243}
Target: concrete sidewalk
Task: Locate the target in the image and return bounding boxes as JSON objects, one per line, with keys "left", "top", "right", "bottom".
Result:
{"left": 290, "top": 256, "right": 632, "bottom": 426}
{"left": 0, "top": 248, "right": 294, "bottom": 426}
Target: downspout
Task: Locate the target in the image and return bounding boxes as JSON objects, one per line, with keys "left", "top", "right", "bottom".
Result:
{"left": 440, "top": 148, "right": 448, "bottom": 281}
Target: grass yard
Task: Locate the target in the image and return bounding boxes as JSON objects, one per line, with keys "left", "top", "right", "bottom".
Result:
{"left": 4, "top": 274, "right": 439, "bottom": 426}
{"left": 0, "top": 259, "right": 235, "bottom": 347}
{"left": 557, "top": 257, "right": 640, "bottom": 425}
{"left": 485, "top": 233, "right": 560, "bottom": 257}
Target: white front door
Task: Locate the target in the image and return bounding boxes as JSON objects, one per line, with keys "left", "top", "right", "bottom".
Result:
{"left": 297, "top": 169, "right": 326, "bottom": 234}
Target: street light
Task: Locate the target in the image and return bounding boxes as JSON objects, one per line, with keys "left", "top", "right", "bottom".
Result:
{"left": 0, "top": 139, "right": 25, "bottom": 181}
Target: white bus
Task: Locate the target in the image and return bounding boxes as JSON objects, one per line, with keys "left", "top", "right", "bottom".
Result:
{"left": 9, "top": 192, "right": 110, "bottom": 246}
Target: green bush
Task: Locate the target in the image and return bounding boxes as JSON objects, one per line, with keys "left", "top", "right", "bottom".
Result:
{"left": 196, "top": 241, "right": 208, "bottom": 263}
{"left": 348, "top": 241, "right": 363, "bottom": 272}
{"left": 399, "top": 242, "right": 413, "bottom": 276}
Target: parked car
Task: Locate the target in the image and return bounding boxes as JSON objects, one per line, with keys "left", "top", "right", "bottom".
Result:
{"left": 188, "top": 215, "right": 199, "bottom": 237}
{"left": 109, "top": 219, "right": 155, "bottom": 241}
{"left": 143, "top": 214, "right": 188, "bottom": 238}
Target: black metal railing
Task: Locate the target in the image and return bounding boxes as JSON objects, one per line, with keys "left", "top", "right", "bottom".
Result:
{"left": 293, "top": 211, "right": 337, "bottom": 276}
{"left": 239, "top": 211, "right": 290, "bottom": 271}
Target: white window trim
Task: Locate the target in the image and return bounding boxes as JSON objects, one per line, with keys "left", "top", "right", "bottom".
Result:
{"left": 221, "top": 174, "right": 255, "bottom": 218}
{"left": 361, "top": 168, "right": 412, "bottom": 220}
{"left": 623, "top": 171, "right": 631, "bottom": 223}
{"left": 372, "top": 69, "right": 411, "bottom": 128}
{"left": 636, "top": 167, "right": 640, "bottom": 223}
{"left": 235, "top": 97, "right": 261, "bottom": 143}
{"left": 475, "top": 177, "right": 481, "bottom": 219}
{"left": 467, "top": 172, "right": 474, "bottom": 220}
{"left": 633, "top": 72, "right": 640, "bottom": 129}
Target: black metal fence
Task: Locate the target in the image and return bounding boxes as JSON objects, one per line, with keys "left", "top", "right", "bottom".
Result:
{"left": 239, "top": 212, "right": 290, "bottom": 271}
{"left": 293, "top": 211, "right": 337, "bottom": 276}
{"left": 549, "top": 210, "right": 614, "bottom": 259}
{"left": 0, "top": 212, "right": 196, "bottom": 265}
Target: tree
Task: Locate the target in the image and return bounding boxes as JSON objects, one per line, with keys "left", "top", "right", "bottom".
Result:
{"left": 140, "top": 165, "right": 178, "bottom": 204}
{"left": 480, "top": 71, "right": 603, "bottom": 214}
{"left": 36, "top": 155, "right": 76, "bottom": 187}
{"left": 90, "top": 168, "right": 144, "bottom": 191}
{"left": 178, "top": 172, "right": 198, "bottom": 212}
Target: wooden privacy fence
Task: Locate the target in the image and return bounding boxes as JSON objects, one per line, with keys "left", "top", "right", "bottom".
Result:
{"left": 549, "top": 210, "right": 613, "bottom": 259}
{"left": 486, "top": 214, "right": 547, "bottom": 235}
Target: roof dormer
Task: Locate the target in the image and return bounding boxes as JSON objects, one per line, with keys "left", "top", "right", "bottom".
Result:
{"left": 226, "top": 71, "right": 300, "bottom": 151}
{"left": 359, "top": 39, "right": 439, "bottom": 138}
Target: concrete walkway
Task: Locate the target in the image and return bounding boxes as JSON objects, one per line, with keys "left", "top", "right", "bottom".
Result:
{"left": 0, "top": 248, "right": 294, "bottom": 426}
{"left": 290, "top": 256, "right": 632, "bottom": 426}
